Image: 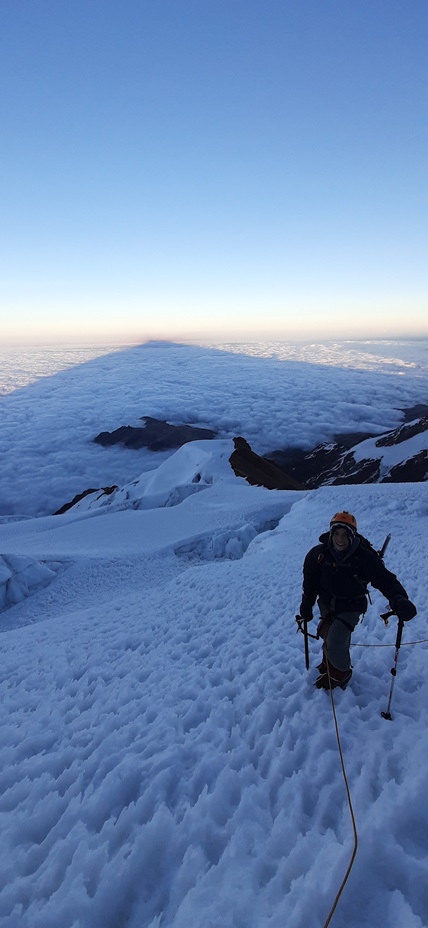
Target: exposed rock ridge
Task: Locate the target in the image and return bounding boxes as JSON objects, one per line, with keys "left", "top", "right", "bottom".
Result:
{"left": 268, "top": 416, "right": 428, "bottom": 488}
{"left": 229, "top": 438, "right": 304, "bottom": 490}
{"left": 94, "top": 416, "right": 216, "bottom": 451}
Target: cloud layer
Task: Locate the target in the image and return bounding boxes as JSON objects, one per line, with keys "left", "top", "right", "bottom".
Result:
{"left": 1, "top": 340, "right": 426, "bottom": 517}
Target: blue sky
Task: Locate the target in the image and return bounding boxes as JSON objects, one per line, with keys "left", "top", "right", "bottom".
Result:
{"left": 1, "top": 0, "right": 427, "bottom": 344}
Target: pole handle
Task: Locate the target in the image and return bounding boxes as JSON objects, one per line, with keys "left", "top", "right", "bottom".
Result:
{"left": 395, "top": 618, "right": 404, "bottom": 650}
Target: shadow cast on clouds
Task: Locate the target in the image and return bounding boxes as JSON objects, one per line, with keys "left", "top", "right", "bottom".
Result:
{"left": 0, "top": 340, "right": 426, "bottom": 517}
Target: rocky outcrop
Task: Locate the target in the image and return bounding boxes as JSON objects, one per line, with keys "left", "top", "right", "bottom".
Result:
{"left": 94, "top": 417, "right": 216, "bottom": 451}
{"left": 375, "top": 417, "right": 428, "bottom": 447}
{"left": 268, "top": 415, "right": 428, "bottom": 487}
{"left": 382, "top": 450, "right": 428, "bottom": 482}
{"left": 229, "top": 438, "right": 305, "bottom": 490}
{"left": 268, "top": 433, "right": 376, "bottom": 488}
{"left": 55, "top": 486, "right": 117, "bottom": 516}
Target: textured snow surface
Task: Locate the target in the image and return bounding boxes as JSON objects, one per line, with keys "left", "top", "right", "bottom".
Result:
{"left": 0, "top": 469, "right": 426, "bottom": 928}
{"left": 0, "top": 341, "right": 427, "bottom": 927}
{"left": 0, "top": 554, "right": 60, "bottom": 611}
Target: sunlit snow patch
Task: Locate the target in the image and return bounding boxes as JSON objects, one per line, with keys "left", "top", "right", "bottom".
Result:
{"left": 63, "top": 440, "right": 241, "bottom": 514}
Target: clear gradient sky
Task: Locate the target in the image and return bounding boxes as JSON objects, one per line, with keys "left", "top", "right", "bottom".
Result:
{"left": 1, "top": 0, "right": 427, "bottom": 344}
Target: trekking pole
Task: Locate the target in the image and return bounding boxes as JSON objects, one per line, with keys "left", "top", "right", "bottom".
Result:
{"left": 381, "top": 616, "right": 404, "bottom": 720}
{"left": 303, "top": 619, "right": 309, "bottom": 670}
{"left": 295, "top": 615, "right": 310, "bottom": 670}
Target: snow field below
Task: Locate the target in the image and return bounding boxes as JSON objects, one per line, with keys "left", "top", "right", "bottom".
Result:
{"left": 0, "top": 482, "right": 427, "bottom": 927}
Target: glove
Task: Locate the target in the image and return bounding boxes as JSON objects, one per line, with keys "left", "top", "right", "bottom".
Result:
{"left": 299, "top": 597, "right": 313, "bottom": 621}
{"left": 393, "top": 596, "right": 417, "bottom": 622}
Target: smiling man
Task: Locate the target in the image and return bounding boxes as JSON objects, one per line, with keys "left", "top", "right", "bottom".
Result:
{"left": 297, "top": 511, "right": 417, "bottom": 690}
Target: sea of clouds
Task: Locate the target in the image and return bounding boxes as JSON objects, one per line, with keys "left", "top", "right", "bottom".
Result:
{"left": 0, "top": 338, "right": 427, "bottom": 517}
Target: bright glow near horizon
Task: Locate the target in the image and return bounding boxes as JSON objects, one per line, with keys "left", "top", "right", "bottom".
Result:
{"left": 0, "top": 0, "right": 427, "bottom": 345}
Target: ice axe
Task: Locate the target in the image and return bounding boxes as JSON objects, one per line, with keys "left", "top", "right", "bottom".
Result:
{"left": 377, "top": 532, "right": 391, "bottom": 560}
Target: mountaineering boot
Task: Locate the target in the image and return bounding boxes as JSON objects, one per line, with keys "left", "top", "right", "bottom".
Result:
{"left": 315, "top": 664, "right": 352, "bottom": 690}
{"left": 316, "top": 658, "right": 327, "bottom": 673}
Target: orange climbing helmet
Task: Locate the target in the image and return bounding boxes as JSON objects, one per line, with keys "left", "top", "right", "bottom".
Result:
{"left": 330, "top": 511, "right": 357, "bottom": 535}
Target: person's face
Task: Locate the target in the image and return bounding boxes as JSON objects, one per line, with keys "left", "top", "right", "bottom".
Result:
{"left": 331, "top": 527, "right": 351, "bottom": 552}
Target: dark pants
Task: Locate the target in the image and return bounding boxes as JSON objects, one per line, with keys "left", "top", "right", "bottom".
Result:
{"left": 319, "top": 602, "right": 361, "bottom": 672}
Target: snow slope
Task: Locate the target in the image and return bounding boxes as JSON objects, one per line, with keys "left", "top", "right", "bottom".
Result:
{"left": 0, "top": 437, "right": 426, "bottom": 928}
{"left": 352, "top": 423, "right": 428, "bottom": 473}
